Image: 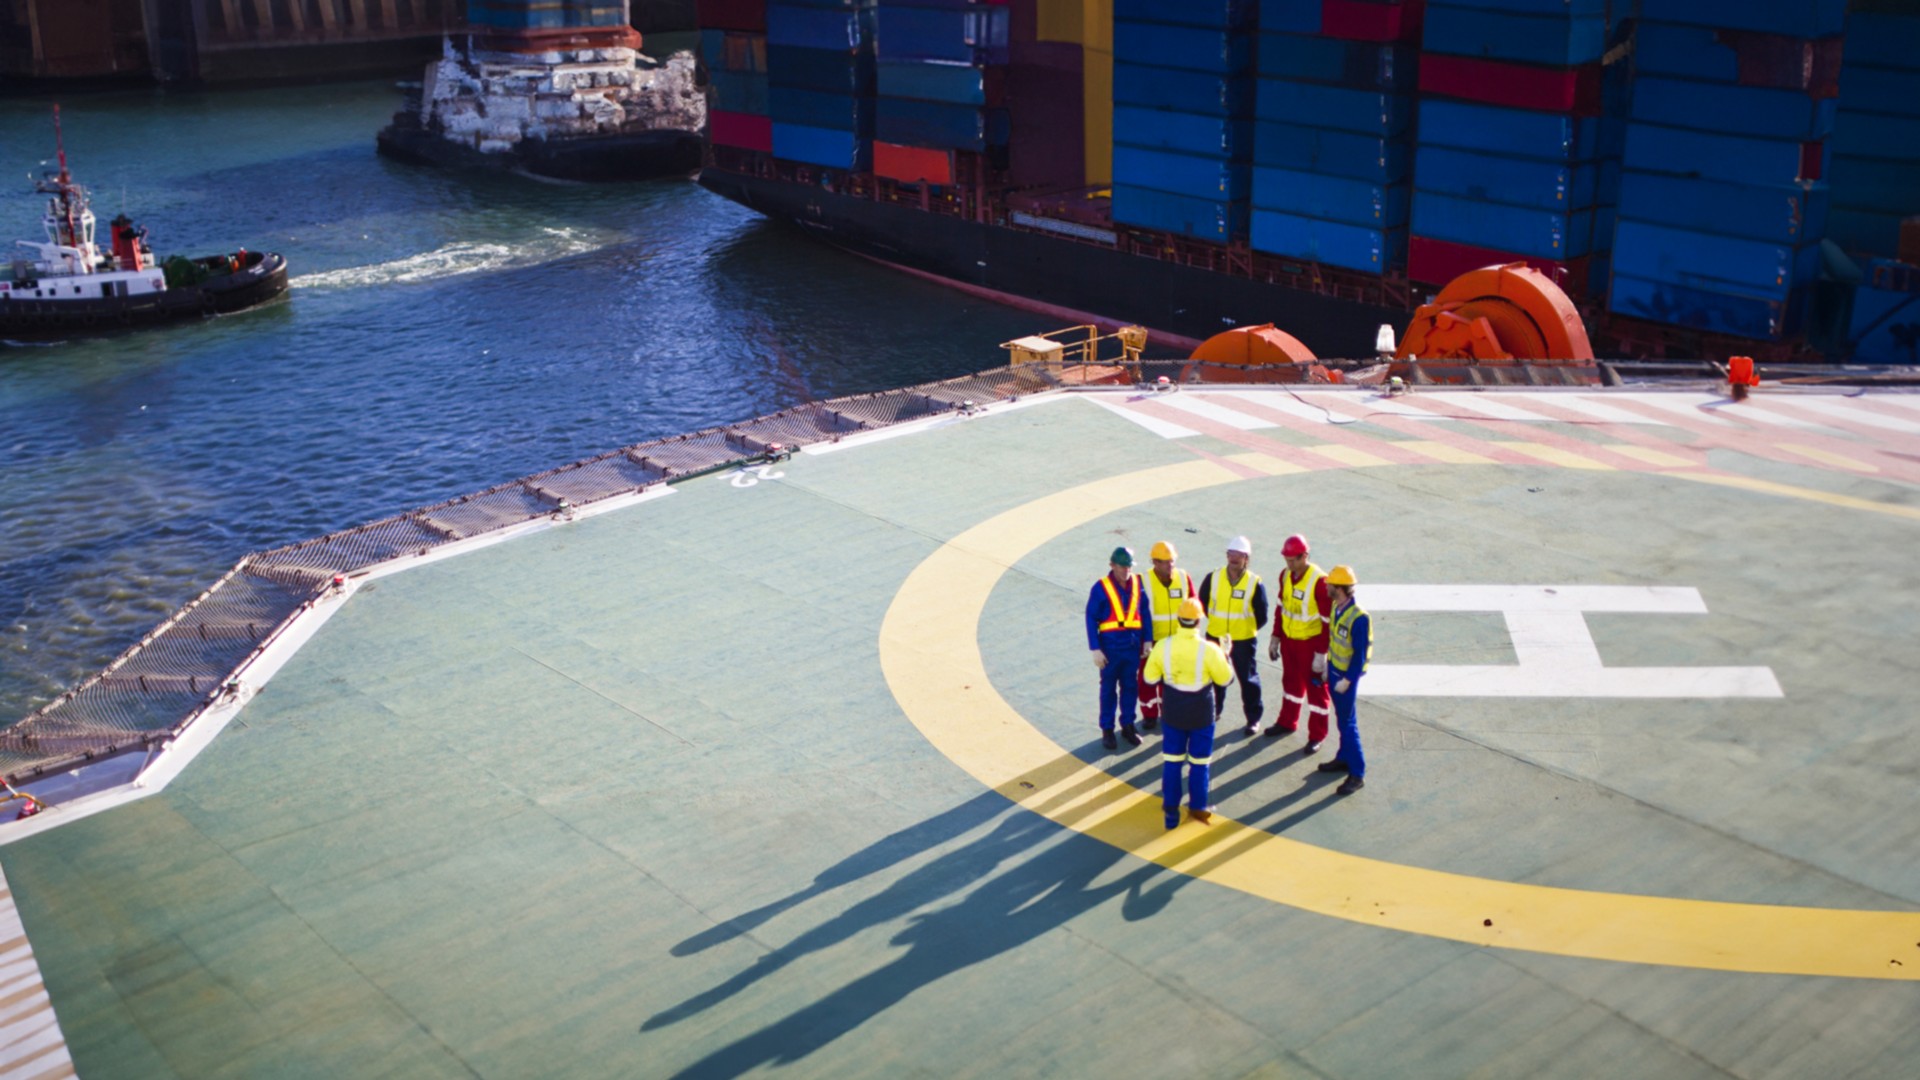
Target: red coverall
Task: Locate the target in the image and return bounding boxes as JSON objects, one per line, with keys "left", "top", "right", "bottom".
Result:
{"left": 1271, "top": 567, "right": 1331, "bottom": 743}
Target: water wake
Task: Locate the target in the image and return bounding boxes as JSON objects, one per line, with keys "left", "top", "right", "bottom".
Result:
{"left": 292, "top": 229, "right": 608, "bottom": 290}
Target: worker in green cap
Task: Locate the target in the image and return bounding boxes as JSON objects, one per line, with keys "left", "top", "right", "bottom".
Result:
{"left": 1086, "top": 546, "right": 1148, "bottom": 750}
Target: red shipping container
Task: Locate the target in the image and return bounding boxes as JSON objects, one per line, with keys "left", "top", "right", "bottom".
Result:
{"left": 1418, "top": 54, "right": 1602, "bottom": 116}
{"left": 710, "top": 110, "right": 772, "bottom": 153}
{"left": 698, "top": 0, "right": 766, "bottom": 32}
{"left": 1902, "top": 217, "right": 1920, "bottom": 267}
{"left": 1732, "top": 33, "right": 1843, "bottom": 98}
{"left": 874, "top": 141, "right": 954, "bottom": 185}
{"left": 1408, "top": 236, "right": 1589, "bottom": 296}
{"left": 1321, "top": 0, "right": 1425, "bottom": 43}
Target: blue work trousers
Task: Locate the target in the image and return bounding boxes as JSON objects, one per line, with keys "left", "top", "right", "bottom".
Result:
{"left": 1330, "top": 668, "right": 1364, "bottom": 779}
{"left": 1161, "top": 723, "right": 1217, "bottom": 813}
{"left": 1211, "top": 637, "right": 1263, "bottom": 725}
{"left": 1097, "top": 638, "right": 1141, "bottom": 731}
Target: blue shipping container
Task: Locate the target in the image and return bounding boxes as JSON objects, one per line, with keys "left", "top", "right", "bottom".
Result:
{"left": 1255, "top": 33, "right": 1412, "bottom": 90}
{"left": 1608, "top": 274, "right": 1805, "bottom": 340}
{"left": 1255, "top": 79, "right": 1411, "bottom": 136}
{"left": 1114, "top": 21, "right": 1252, "bottom": 75}
{"left": 1630, "top": 76, "right": 1836, "bottom": 141}
{"left": 1411, "top": 190, "right": 1595, "bottom": 257}
{"left": 1615, "top": 171, "right": 1829, "bottom": 245}
{"left": 711, "top": 70, "right": 771, "bottom": 114}
{"left": 771, "top": 122, "right": 871, "bottom": 170}
{"left": 767, "top": 45, "right": 875, "bottom": 93}
{"left": 1420, "top": 4, "right": 1606, "bottom": 67}
{"left": 769, "top": 87, "right": 868, "bottom": 131}
{"left": 1611, "top": 220, "right": 1821, "bottom": 294}
{"left": 1826, "top": 207, "right": 1907, "bottom": 258}
{"left": 1112, "top": 185, "right": 1249, "bottom": 242}
{"left": 1417, "top": 99, "right": 1598, "bottom": 161}
{"left": 1252, "top": 165, "right": 1408, "bottom": 227}
{"left": 877, "top": 59, "right": 990, "bottom": 106}
{"left": 1114, "top": 0, "right": 1255, "bottom": 31}
{"left": 1832, "top": 111, "right": 1920, "bottom": 162}
{"left": 1115, "top": 107, "right": 1250, "bottom": 159}
{"left": 1115, "top": 145, "right": 1249, "bottom": 201}
{"left": 1842, "top": 13, "right": 1920, "bottom": 68}
{"left": 767, "top": 4, "right": 871, "bottom": 51}
{"left": 874, "top": 5, "right": 1007, "bottom": 64}
{"left": 1116, "top": 63, "right": 1254, "bottom": 118}
{"left": 1252, "top": 120, "right": 1409, "bottom": 183}
{"left": 875, "top": 98, "right": 1007, "bottom": 151}
{"left": 1623, "top": 123, "right": 1814, "bottom": 186}
{"left": 1847, "top": 282, "right": 1920, "bottom": 365}
{"left": 1651, "top": 0, "right": 1845, "bottom": 39}
{"left": 1415, "top": 146, "right": 1598, "bottom": 211}
{"left": 1250, "top": 208, "right": 1405, "bottom": 273}
{"left": 1258, "top": 0, "right": 1320, "bottom": 33}
{"left": 1838, "top": 67, "right": 1920, "bottom": 119}
{"left": 1819, "top": 157, "right": 1919, "bottom": 216}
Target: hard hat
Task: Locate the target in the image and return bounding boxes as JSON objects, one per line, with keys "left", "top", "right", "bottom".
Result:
{"left": 1177, "top": 597, "right": 1205, "bottom": 622}
{"left": 1281, "top": 534, "right": 1309, "bottom": 558}
{"left": 1110, "top": 546, "right": 1134, "bottom": 568}
{"left": 1328, "top": 564, "right": 1357, "bottom": 587}
{"left": 1150, "top": 540, "right": 1177, "bottom": 562}
{"left": 1226, "top": 535, "right": 1252, "bottom": 555}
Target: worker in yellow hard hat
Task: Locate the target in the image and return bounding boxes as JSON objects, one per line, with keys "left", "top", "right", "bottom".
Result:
{"left": 1199, "top": 535, "right": 1268, "bottom": 735}
{"left": 1317, "top": 565, "right": 1372, "bottom": 795}
{"left": 1086, "top": 546, "right": 1148, "bottom": 751}
{"left": 1135, "top": 539, "right": 1197, "bottom": 734}
{"left": 1142, "top": 596, "right": 1235, "bottom": 829}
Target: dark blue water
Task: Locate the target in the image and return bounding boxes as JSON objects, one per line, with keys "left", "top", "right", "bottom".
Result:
{"left": 0, "top": 81, "right": 1041, "bottom": 722}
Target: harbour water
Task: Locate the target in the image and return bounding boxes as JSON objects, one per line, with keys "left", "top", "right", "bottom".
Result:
{"left": 0, "top": 79, "right": 1041, "bottom": 724}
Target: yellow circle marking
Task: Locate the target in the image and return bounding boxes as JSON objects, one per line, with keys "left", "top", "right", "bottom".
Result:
{"left": 878, "top": 454, "right": 1920, "bottom": 979}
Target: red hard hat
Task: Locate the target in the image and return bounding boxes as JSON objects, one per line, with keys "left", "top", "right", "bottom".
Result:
{"left": 1281, "top": 534, "right": 1308, "bottom": 558}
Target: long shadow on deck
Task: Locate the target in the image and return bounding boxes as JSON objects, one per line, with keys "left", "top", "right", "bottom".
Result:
{"left": 644, "top": 741, "right": 1341, "bottom": 1077}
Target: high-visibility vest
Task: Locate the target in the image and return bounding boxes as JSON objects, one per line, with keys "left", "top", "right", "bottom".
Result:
{"left": 1097, "top": 573, "right": 1143, "bottom": 633}
{"left": 1279, "top": 564, "right": 1326, "bottom": 641}
{"left": 1145, "top": 627, "right": 1233, "bottom": 731}
{"left": 1146, "top": 569, "right": 1196, "bottom": 641}
{"left": 1329, "top": 602, "right": 1370, "bottom": 672}
{"left": 1205, "top": 567, "right": 1260, "bottom": 641}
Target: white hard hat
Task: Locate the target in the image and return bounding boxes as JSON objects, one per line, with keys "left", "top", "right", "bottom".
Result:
{"left": 1226, "top": 535, "right": 1252, "bottom": 555}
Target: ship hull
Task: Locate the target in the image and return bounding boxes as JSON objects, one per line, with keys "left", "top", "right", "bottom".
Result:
{"left": 377, "top": 121, "right": 704, "bottom": 184}
{"left": 698, "top": 167, "right": 1408, "bottom": 357}
{"left": 1, "top": 253, "right": 289, "bottom": 340}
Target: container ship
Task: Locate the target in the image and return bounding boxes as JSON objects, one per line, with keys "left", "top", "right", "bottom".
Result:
{"left": 693, "top": 0, "right": 1920, "bottom": 364}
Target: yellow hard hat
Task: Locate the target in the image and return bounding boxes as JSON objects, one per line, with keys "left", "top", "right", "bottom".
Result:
{"left": 1150, "top": 540, "right": 1177, "bottom": 561}
{"left": 1177, "top": 597, "right": 1205, "bottom": 622}
{"left": 1328, "top": 564, "right": 1357, "bottom": 587}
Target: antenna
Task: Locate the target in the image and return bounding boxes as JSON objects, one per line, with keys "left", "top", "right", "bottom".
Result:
{"left": 53, "top": 103, "right": 69, "bottom": 185}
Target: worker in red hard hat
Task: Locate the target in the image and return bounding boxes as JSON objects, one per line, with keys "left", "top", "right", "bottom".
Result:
{"left": 1086, "top": 546, "right": 1148, "bottom": 751}
{"left": 1265, "top": 533, "right": 1332, "bottom": 752}
{"left": 1136, "top": 540, "right": 1196, "bottom": 735}
{"left": 1142, "top": 597, "right": 1235, "bottom": 829}
{"left": 1199, "top": 535, "right": 1268, "bottom": 733}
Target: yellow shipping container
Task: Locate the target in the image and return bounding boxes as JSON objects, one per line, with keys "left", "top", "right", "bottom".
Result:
{"left": 1035, "top": 0, "right": 1112, "bottom": 186}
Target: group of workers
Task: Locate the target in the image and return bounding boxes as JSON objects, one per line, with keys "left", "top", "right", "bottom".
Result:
{"left": 1084, "top": 534, "right": 1373, "bottom": 830}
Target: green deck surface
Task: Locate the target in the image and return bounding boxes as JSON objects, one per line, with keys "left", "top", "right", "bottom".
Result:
{"left": 6, "top": 392, "right": 1920, "bottom": 1078}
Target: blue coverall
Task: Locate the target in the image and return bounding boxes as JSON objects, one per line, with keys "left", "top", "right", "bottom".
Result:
{"left": 1328, "top": 600, "right": 1372, "bottom": 779}
{"left": 1086, "top": 574, "right": 1147, "bottom": 733}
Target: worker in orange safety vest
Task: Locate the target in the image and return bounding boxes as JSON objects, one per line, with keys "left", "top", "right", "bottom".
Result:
{"left": 1086, "top": 546, "right": 1149, "bottom": 751}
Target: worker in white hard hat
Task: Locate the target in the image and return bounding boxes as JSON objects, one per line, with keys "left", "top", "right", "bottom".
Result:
{"left": 1317, "top": 565, "right": 1372, "bottom": 795}
{"left": 1265, "top": 533, "right": 1331, "bottom": 752}
{"left": 1143, "top": 597, "right": 1235, "bottom": 829}
{"left": 1135, "top": 539, "right": 1196, "bottom": 734}
{"left": 1086, "top": 546, "right": 1148, "bottom": 751}
{"left": 1198, "top": 535, "right": 1268, "bottom": 734}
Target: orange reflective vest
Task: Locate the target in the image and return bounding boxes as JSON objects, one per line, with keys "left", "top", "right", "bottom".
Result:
{"left": 1098, "top": 574, "right": 1143, "bottom": 632}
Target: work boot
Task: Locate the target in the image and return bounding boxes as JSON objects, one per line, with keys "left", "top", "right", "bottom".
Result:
{"left": 1244, "top": 721, "right": 1259, "bottom": 737}
{"left": 1164, "top": 810, "right": 1179, "bottom": 830}
{"left": 1140, "top": 717, "right": 1158, "bottom": 732}
{"left": 1304, "top": 741, "right": 1323, "bottom": 755}
{"left": 1121, "top": 725, "right": 1143, "bottom": 747}
{"left": 1317, "top": 760, "right": 1350, "bottom": 773}
{"left": 1102, "top": 730, "right": 1118, "bottom": 751}
{"left": 1188, "top": 809, "right": 1213, "bottom": 826}
{"left": 1264, "top": 724, "right": 1295, "bottom": 738}
{"left": 1337, "top": 777, "right": 1365, "bottom": 795}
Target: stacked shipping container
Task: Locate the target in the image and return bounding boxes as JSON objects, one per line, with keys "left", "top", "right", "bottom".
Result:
{"left": 766, "top": 0, "right": 878, "bottom": 171}
{"left": 701, "top": 0, "right": 773, "bottom": 153}
{"left": 1248, "top": 0, "right": 1420, "bottom": 273}
{"left": 1607, "top": 2, "right": 1845, "bottom": 341}
{"left": 872, "top": 0, "right": 1011, "bottom": 185}
{"left": 1408, "top": 0, "right": 1618, "bottom": 293}
{"left": 1108, "top": 0, "right": 1254, "bottom": 243}
{"left": 1832, "top": 6, "right": 1920, "bottom": 363}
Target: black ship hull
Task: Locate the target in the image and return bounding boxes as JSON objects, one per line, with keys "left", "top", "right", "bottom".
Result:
{"left": 378, "top": 119, "right": 704, "bottom": 184}
{"left": 697, "top": 167, "right": 1408, "bottom": 356}
{"left": 2, "top": 252, "right": 289, "bottom": 340}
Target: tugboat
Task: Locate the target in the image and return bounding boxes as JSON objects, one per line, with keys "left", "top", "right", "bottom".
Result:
{"left": 2, "top": 107, "right": 289, "bottom": 340}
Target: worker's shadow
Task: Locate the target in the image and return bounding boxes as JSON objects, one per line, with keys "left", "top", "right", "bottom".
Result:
{"left": 643, "top": 753, "right": 1174, "bottom": 1078}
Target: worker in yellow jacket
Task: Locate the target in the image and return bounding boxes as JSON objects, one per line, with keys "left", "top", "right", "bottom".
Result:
{"left": 1143, "top": 597, "right": 1236, "bottom": 830}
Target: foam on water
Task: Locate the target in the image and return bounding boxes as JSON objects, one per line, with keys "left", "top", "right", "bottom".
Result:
{"left": 292, "top": 228, "right": 609, "bottom": 290}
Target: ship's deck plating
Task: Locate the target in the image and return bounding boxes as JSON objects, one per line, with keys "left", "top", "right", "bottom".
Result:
{"left": 5, "top": 384, "right": 1920, "bottom": 1078}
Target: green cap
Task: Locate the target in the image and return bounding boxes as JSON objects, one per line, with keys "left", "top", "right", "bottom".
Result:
{"left": 1109, "top": 546, "right": 1134, "bottom": 568}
